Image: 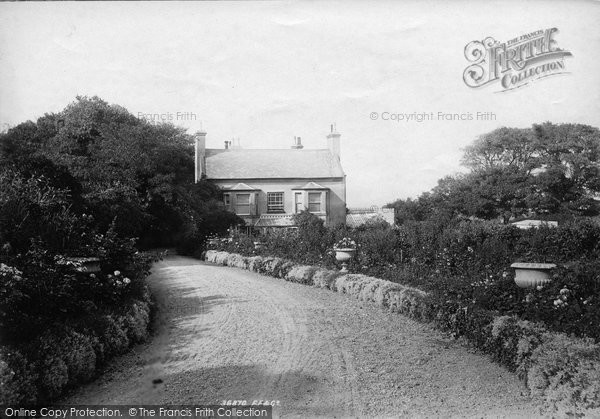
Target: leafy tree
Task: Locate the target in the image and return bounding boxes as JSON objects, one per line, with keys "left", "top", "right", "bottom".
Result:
{"left": 462, "top": 127, "right": 538, "bottom": 172}
{"left": 387, "top": 194, "right": 434, "bottom": 225}
{"left": 434, "top": 168, "right": 532, "bottom": 223}
{"left": 442, "top": 123, "right": 600, "bottom": 222}
{"left": 530, "top": 122, "right": 600, "bottom": 217}
{"left": 0, "top": 96, "right": 240, "bottom": 250}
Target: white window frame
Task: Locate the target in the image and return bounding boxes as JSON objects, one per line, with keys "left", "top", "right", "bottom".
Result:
{"left": 294, "top": 192, "right": 303, "bottom": 213}
{"left": 223, "top": 193, "right": 231, "bottom": 209}
{"left": 267, "top": 192, "right": 285, "bottom": 213}
{"left": 308, "top": 192, "right": 322, "bottom": 213}
{"left": 236, "top": 193, "right": 251, "bottom": 215}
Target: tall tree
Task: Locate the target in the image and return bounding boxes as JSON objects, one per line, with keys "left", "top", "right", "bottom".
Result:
{"left": 461, "top": 127, "right": 539, "bottom": 172}
{"left": 393, "top": 122, "right": 600, "bottom": 224}
{"left": 0, "top": 96, "right": 241, "bottom": 250}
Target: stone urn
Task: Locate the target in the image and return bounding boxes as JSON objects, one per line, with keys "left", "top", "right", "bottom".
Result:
{"left": 334, "top": 248, "right": 356, "bottom": 273}
{"left": 510, "top": 262, "right": 556, "bottom": 288}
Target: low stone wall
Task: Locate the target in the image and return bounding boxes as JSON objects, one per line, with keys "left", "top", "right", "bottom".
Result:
{"left": 204, "top": 250, "right": 600, "bottom": 416}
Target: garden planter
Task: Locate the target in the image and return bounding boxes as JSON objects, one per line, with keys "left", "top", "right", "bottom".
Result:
{"left": 510, "top": 262, "right": 556, "bottom": 288}
{"left": 334, "top": 248, "right": 356, "bottom": 273}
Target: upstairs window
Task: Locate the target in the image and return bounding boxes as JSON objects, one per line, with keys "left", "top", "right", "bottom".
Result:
{"left": 267, "top": 192, "right": 284, "bottom": 213}
{"left": 236, "top": 193, "right": 250, "bottom": 215}
{"left": 308, "top": 192, "right": 322, "bottom": 213}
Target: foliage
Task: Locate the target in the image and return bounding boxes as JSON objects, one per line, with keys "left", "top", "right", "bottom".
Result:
{"left": 0, "top": 292, "right": 151, "bottom": 404}
{"left": 334, "top": 237, "right": 356, "bottom": 249}
{"left": 210, "top": 217, "right": 600, "bottom": 342}
{"left": 0, "top": 95, "right": 243, "bottom": 401}
{"left": 0, "top": 233, "right": 153, "bottom": 344}
{"left": 0, "top": 96, "right": 240, "bottom": 250}
{"left": 389, "top": 122, "right": 600, "bottom": 222}
{"left": 0, "top": 96, "right": 237, "bottom": 403}
{"left": 291, "top": 211, "right": 332, "bottom": 260}
{"left": 204, "top": 250, "right": 600, "bottom": 415}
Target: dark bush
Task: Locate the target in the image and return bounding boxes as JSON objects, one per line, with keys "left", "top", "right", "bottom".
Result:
{"left": 210, "top": 217, "right": 600, "bottom": 341}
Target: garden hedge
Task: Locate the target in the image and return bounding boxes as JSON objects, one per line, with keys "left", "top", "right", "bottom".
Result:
{"left": 204, "top": 250, "right": 600, "bottom": 416}
{"left": 0, "top": 287, "right": 152, "bottom": 405}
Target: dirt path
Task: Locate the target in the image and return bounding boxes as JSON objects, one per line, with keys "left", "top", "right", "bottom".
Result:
{"left": 62, "top": 256, "right": 542, "bottom": 418}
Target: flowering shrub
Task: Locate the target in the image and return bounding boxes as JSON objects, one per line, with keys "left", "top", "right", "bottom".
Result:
{"left": 516, "top": 261, "right": 600, "bottom": 340}
{"left": 204, "top": 250, "right": 600, "bottom": 414}
{"left": 0, "top": 194, "right": 154, "bottom": 404}
{"left": 527, "top": 334, "right": 600, "bottom": 416}
{"left": 334, "top": 237, "right": 356, "bottom": 249}
{"left": 0, "top": 289, "right": 151, "bottom": 404}
{"left": 210, "top": 218, "right": 600, "bottom": 341}
{"left": 0, "top": 347, "right": 37, "bottom": 404}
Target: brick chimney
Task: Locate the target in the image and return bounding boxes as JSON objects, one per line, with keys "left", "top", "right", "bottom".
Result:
{"left": 291, "top": 136, "right": 304, "bottom": 149}
{"left": 327, "top": 124, "right": 340, "bottom": 160}
{"left": 231, "top": 137, "right": 242, "bottom": 149}
{"left": 194, "top": 130, "right": 206, "bottom": 183}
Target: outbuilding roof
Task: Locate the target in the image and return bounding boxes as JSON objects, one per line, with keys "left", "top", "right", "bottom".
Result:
{"left": 254, "top": 214, "right": 296, "bottom": 228}
{"left": 205, "top": 149, "right": 344, "bottom": 179}
{"left": 225, "top": 182, "right": 259, "bottom": 191}
{"left": 346, "top": 208, "right": 396, "bottom": 228}
{"left": 510, "top": 219, "right": 558, "bottom": 229}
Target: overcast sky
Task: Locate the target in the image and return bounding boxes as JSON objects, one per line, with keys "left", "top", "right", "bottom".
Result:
{"left": 1, "top": 1, "right": 599, "bottom": 207}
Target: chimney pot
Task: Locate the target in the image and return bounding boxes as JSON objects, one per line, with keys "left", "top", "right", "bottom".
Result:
{"left": 326, "top": 124, "right": 341, "bottom": 160}
{"left": 291, "top": 136, "right": 304, "bottom": 149}
{"left": 195, "top": 130, "right": 207, "bottom": 183}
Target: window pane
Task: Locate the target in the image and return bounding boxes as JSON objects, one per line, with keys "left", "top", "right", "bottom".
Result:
{"left": 236, "top": 194, "right": 250, "bottom": 215}
{"left": 267, "top": 192, "right": 284, "bottom": 213}
{"left": 308, "top": 193, "right": 321, "bottom": 212}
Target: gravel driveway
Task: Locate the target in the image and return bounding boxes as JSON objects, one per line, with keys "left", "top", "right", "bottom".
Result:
{"left": 62, "top": 255, "right": 542, "bottom": 418}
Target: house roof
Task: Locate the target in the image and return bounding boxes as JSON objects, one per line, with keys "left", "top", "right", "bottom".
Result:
{"left": 205, "top": 149, "right": 344, "bottom": 179}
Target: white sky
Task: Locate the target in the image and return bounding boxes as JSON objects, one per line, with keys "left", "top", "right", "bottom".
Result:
{"left": 1, "top": 0, "right": 599, "bottom": 207}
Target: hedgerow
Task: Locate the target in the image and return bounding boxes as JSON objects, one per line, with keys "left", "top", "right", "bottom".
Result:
{"left": 207, "top": 212, "right": 600, "bottom": 414}
{"left": 204, "top": 250, "right": 600, "bottom": 415}
{"left": 0, "top": 169, "right": 156, "bottom": 404}
{"left": 0, "top": 292, "right": 151, "bottom": 404}
{"left": 211, "top": 217, "right": 600, "bottom": 342}
{"left": 0, "top": 98, "right": 243, "bottom": 404}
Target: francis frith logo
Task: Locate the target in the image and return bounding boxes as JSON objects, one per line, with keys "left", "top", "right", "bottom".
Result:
{"left": 463, "top": 28, "right": 572, "bottom": 92}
